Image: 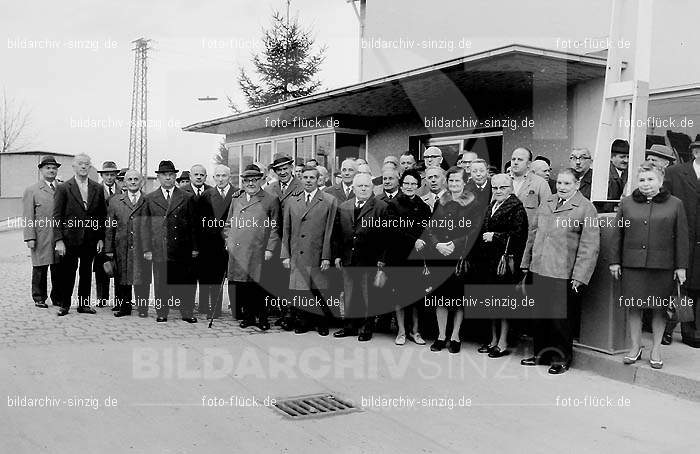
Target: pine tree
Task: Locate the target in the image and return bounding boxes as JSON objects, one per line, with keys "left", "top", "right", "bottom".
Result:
{"left": 233, "top": 4, "right": 326, "bottom": 110}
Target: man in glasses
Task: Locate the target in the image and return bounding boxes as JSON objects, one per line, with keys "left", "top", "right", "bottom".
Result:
{"left": 225, "top": 164, "right": 281, "bottom": 330}
{"left": 569, "top": 147, "right": 594, "bottom": 199}
{"left": 457, "top": 151, "right": 478, "bottom": 175}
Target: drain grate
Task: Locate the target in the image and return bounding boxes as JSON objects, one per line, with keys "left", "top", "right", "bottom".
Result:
{"left": 273, "top": 393, "right": 360, "bottom": 419}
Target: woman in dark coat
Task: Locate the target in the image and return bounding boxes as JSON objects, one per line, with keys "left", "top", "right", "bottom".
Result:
{"left": 469, "top": 174, "right": 528, "bottom": 357}
{"left": 610, "top": 162, "right": 689, "bottom": 369}
{"left": 426, "top": 166, "right": 482, "bottom": 354}
{"left": 386, "top": 169, "right": 432, "bottom": 346}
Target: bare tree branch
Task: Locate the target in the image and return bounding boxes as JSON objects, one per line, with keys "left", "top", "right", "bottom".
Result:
{"left": 1, "top": 88, "right": 34, "bottom": 153}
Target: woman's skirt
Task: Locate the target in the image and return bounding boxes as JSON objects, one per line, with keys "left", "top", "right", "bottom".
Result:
{"left": 620, "top": 267, "right": 675, "bottom": 311}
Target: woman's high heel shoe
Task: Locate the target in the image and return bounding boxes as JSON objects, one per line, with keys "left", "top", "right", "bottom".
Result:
{"left": 623, "top": 347, "right": 643, "bottom": 365}
{"left": 649, "top": 358, "right": 663, "bottom": 369}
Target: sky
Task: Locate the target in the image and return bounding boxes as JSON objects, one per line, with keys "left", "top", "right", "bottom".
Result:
{"left": 0, "top": 0, "right": 359, "bottom": 176}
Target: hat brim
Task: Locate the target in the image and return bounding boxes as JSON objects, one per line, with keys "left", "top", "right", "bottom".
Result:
{"left": 271, "top": 159, "right": 294, "bottom": 169}
{"left": 240, "top": 172, "right": 264, "bottom": 178}
{"left": 97, "top": 169, "right": 119, "bottom": 173}
{"left": 156, "top": 169, "right": 179, "bottom": 174}
{"left": 38, "top": 162, "right": 61, "bottom": 168}
{"left": 646, "top": 151, "right": 675, "bottom": 161}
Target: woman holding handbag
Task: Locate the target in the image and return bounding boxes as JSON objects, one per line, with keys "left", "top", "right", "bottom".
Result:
{"left": 426, "top": 166, "right": 481, "bottom": 354}
{"left": 469, "top": 174, "right": 528, "bottom": 357}
{"left": 610, "top": 162, "right": 689, "bottom": 369}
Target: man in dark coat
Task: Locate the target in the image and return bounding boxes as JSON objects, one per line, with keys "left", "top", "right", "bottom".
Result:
{"left": 264, "top": 154, "right": 303, "bottom": 327}
{"left": 198, "top": 164, "right": 235, "bottom": 318}
{"left": 607, "top": 139, "right": 629, "bottom": 200}
{"left": 182, "top": 164, "right": 212, "bottom": 314}
{"left": 375, "top": 167, "right": 401, "bottom": 202}
{"left": 104, "top": 170, "right": 151, "bottom": 317}
{"left": 94, "top": 161, "right": 122, "bottom": 308}
{"left": 325, "top": 158, "right": 358, "bottom": 203}
{"left": 333, "top": 173, "right": 388, "bottom": 341}
{"left": 23, "top": 156, "right": 61, "bottom": 308}
{"left": 465, "top": 158, "right": 492, "bottom": 212}
{"left": 53, "top": 153, "right": 107, "bottom": 316}
{"left": 569, "top": 147, "right": 593, "bottom": 199}
{"left": 662, "top": 141, "right": 700, "bottom": 347}
{"left": 142, "top": 160, "right": 199, "bottom": 323}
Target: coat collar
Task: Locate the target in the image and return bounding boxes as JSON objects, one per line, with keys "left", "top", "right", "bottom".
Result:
{"left": 489, "top": 193, "right": 519, "bottom": 214}
{"left": 548, "top": 190, "right": 585, "bottom": 213}
{"left": 631, "top": 187, "right": 671, "bottom": 203}
{"left": 439, "top": 190, "right": 475, "bottom": 207}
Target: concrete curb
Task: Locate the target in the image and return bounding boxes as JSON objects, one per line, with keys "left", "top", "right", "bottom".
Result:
{"left": 574, "top": 347, "right": 700, "bottom": 402}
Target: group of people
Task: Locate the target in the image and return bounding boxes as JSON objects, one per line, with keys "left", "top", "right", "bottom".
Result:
{"left": 21, "top": 138, "right": 700, "bottom": 375}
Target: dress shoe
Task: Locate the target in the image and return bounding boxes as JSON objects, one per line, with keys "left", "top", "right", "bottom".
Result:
{"left": 294, "top": 326, "right": 309, "bottom": 335}
{"left": 395, "top": 333, "right": 406, "bottom": 345}
{"left": 448, "top": 340, "right": 461, "bottom": 354}
{"left": 239, "top": 319, "right": 256, "bottom": 328}
{"left": 114, "top": 310, "right": 132, "bottom": 318}
{"left": 333, "top": 328, "right": 356, "bottom": 338}
{"left": 156, "top": 317, "right": 167, "bottom": 323}
{"left": 258, "top": 320, "right": 270, "bottom": 331}
{"left": 430, "top": 339, "right": 446, "bottom": 352}
{"left": 111, "top": 304, "right": 121, "bottom": 312}
{"left": 35, "top": 302, "right": 48, "bottom": 308}
{"left": 77, "top": 307, "right": 96, "bottom": 314}
{"left": 408, "top": 333, "right": 426, "bottom": 345}
{"left": 358, "top": 331, "right": 373, "bottom": 342}
{"left": 548, "top": 363, "right": 570, "bottom": 374}
{"left": 649, "top": 358, "right": 664, "bottom": 369}
{"left": 661, "top": 332, "right": 673, "bottom": 346}
{"left": 317, "top": 326, "right": 329, "bottom": 336}
{"left": 623, "top": 347, "right": 643, "bottom": 365}
{"left": 488, "top": 346, "right": 510, "bottom": 358}
{"left": 682, "top": 338, "right": 700, "bottom": 348}
{"left": 478, "top": 344, "right": 496, "bottom": 354}
{"left": 520, "top": 356, "right": 538, "bottom": 366}
{"left": 138, "top": 311, "right": 149, "bottom": 318}
{"left": 57, "top": 308, "right": 69, "bottom": 317}
{"left": 182, "top": 317, "right": 198, "bottom": 324}
{"left": 279, "top": 319, "right": 294, "bottom": 331}
{"left": 274, "top": 318, "right": 285, "bottom": 326}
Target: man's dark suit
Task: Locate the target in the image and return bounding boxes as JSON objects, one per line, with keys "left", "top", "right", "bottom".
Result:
{"left": 663, "top": 161, "right": 700, "bottom": 347}
{"left": 607, "top": 163, "right": 627, "bottom": 200}
{"left": 142, "top": 186, "right": 199, "bottom": 319}
{"left": 183, "top": 182, "right": 212, "bottom": 310}
{"left": 375, "top": 189, "right": 401, "bottom": 203}
{"left": 53, "top": 177, "right": 106, "bottom": 309}
{"left": 576, "top": 169, "right": 593, "bottom": 199}
{"left": 95, "top": 182, "right": 122, "bottom": 306}
{"left": 465, "top": 180, "right": 492, "bottom": 211}
{"left": 325, "top": 182, "right": 355, "bottom": 203}
{"left": 333, "top": 195, "right": 388, "bottom": 335}
{"left": 198, "top": 186, "right": 234, "bottom": 317}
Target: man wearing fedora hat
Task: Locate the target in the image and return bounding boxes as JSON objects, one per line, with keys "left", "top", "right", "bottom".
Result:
{"left": 94, "top": 161, "right": 122, "bottom": 308}
{"left": 23, "top": 156, "right": 62, "bottom": 308}
{"left": 646, "top": 144, "right": 676, "bottom": 168}
{"left": 662, "top": 141, "right": 700, "bottom": 347}
{"left": 608, "top": 139, "right": 629, "bottom": 200}
{"left": 53, "top": 153, "right": 107, "bottom": 316}
{"left": 142, "top": 160, "right": 199, "bottom": 323}
{"left": 225, "top": 164, "right": 281, "bottom": 329}
{"left": 264, "top": 153, "right": 303, "bottom": 328}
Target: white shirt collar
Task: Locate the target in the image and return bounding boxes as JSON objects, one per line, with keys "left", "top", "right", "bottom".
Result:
{"left": 191, "top": 183, "right": 204, "bottom": 194}
{"left": 385, "top": 189, "right": 398, "bottom": 197}
{"left": 218, "top": 184, "right": 230, "bottom": 196}
{"left": 161, "top": 186, "right": 174, "bottom": 198}
{"left": 693, "top": 161, "right": 700, "bottom": 179}
{"left": 305, "top": 188, "right": 318, "bottom": 200}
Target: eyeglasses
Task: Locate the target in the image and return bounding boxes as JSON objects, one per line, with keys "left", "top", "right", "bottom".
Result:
{"left": 242, "top": 177, "right": 262, "bottom": 183}
{"left": 491, "top": 185, "right": 511, "bottom": 191}
{"left": 424, "top": 154, "right": 441, "bottom": 159}
{"left": 402, "top": 181, "right": 419, "bottom": 187}
{"left": 569, "top": 156, "right": 591, "bottom": 162}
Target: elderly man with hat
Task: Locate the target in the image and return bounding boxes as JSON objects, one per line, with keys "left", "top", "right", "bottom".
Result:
{"left": 646, "top": 144, "right": 676, "bottom": 168}
{"left": 22, "top": 156, "right": 62, "bottom": 308}
{"left": 224, "top": 164, "right": 281, "bottom": 329}
{"left": 94, "top": 161, "right": 122, "bottom": 308}
{"left": 142, "top": 160, "right": 199, "bottom": 323}
{"left": 264, "top": 153, "right": 303, "bottom": 327}
{"left": 176, "top": 170, "right": 191, "bottom": 189}
{"left": 661, "top": 141, "right": 700, "bottom": 347}
{"left": 608, "top": 139, "right": 629, "bottom": 200}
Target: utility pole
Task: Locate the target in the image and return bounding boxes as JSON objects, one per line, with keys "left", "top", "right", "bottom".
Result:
{"left": 128, "top": 38, "right": 150, "bottom": 177}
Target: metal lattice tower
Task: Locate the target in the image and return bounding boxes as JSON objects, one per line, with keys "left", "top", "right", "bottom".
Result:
{"left": 128, "top": 38, "right": 150, "bottom": 177}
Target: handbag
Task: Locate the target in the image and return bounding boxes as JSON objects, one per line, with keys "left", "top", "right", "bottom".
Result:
{"left": 496, "top": 235, "right": 515, "bottom": 277}
{"left": 669, "top": 280, "right": 695, "bottom": 323}
{"left": 373, "top": 268, "right": 388, "bottom": 288}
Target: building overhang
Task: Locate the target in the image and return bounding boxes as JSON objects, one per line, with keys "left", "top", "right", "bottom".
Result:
{"left": 184, "top": 44, "right": 618, "bottom": 137}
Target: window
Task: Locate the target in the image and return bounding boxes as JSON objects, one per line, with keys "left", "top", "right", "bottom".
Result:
{"left": 335, "top": 133, "right": 366, "bottom": 169}
{"left": 257, "top": 142, "right": 272, "bottom": 168}
{"left": 646, "top": 93, "right": 700, "bottom": 163}
{"left": 314, "top": 133, "right": 333, "bottom": 170}
{"left": 241, "top": 143, "right": 255, "bottom": 169}
{"left": 276, "top": 139, "right": 294, "bottom": 160}
{"left": 296, "top": 136, "right": 313, "bottom": 164}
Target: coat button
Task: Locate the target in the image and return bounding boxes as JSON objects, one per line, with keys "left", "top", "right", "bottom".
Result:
{"left": 301, "top": 234, "right": 305, "bottom": 238}
{"left": 642, "top": 245, "right": 646, "bottom": 249}
{"left": 643, "top": 220, "right": 647, "bottom": 224}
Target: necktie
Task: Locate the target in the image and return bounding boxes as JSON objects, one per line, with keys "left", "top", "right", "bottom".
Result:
{"left": 197, "top": 187, "right": 201, "bottom": 196}
{"left": 49, "top": 182, "right": 55, "bottom": 192}
{"left": 387, "top": 193, "right": 393, "bottom": 200}
{"left": 306, "top": 193, "right": 311, "bottom": 206}
{"left": 218, "top": 188, "right": 223, "bottom": 198}
{"left": 354, "top": 201, "right": 363, "bottom": 220}
{"left": 131, "top": 194, "right": 137, "bottom": 205}
{"left": 109, "top": 186, "right": 113, "bottom": 197}
{"left": 165, "top": 189, "right": 171, "bottom": 204}
{"left": 281, "top": 183, "right": 287, "bottom": 193}
{"left": 556, "top": 198, "right": 564, "bottom": 210}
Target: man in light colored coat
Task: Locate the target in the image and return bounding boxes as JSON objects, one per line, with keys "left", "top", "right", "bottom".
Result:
{"left": 23, "top": 156, "right": 61, "bottom": 308}
{"left": 509, "top": 147, "right": 551, "bottom": 228}
{"left": 520, "top": 168, "right": 600, "bottom": 374}
{"left": 281, "top": 166, "right": 338, "bottom": 335}
{"left": 225, "top": 164, "right": 281, "bottom": 330}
